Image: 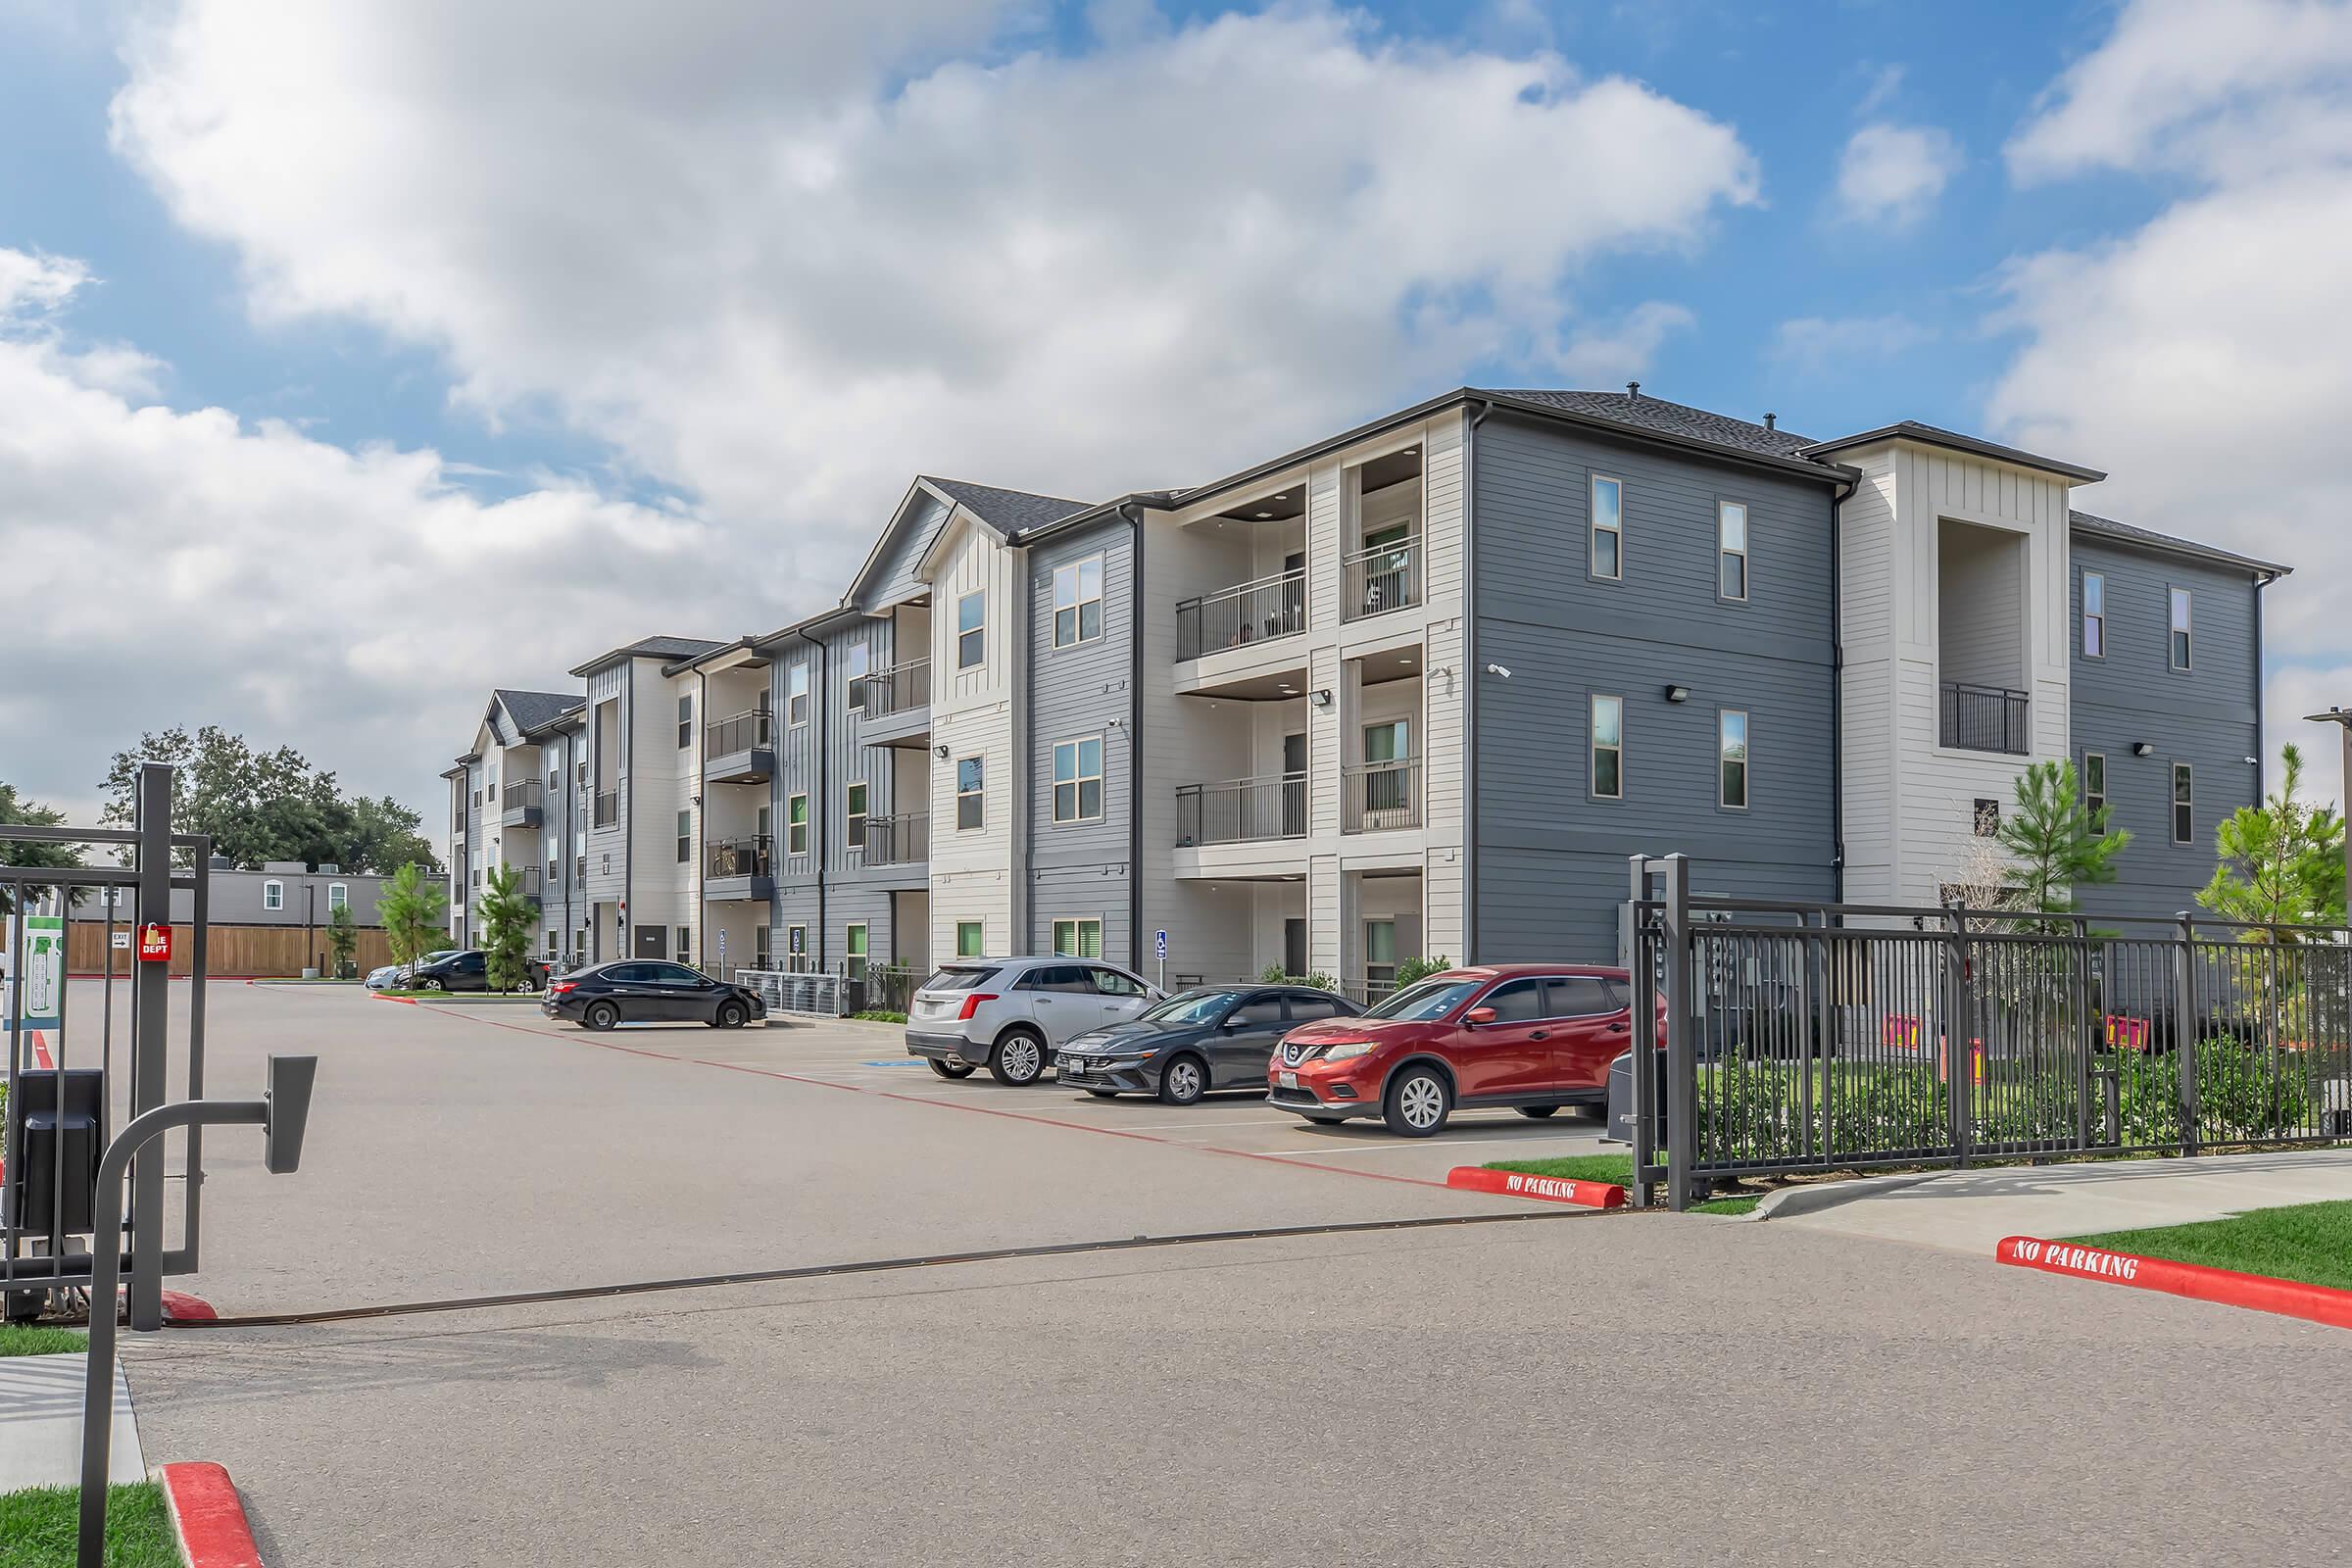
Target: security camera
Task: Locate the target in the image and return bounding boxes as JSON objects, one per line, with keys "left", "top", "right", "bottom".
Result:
{"left": 1485, "top": 662, "right": 1512, "bottom": 679}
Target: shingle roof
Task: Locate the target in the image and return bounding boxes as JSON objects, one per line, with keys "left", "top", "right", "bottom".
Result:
{"left": 568, "top": 634, "right": 730, "bottom": 676}
{"left": 493, "top": 689, "right": 584, "bottom": 734}
{"left": 1480, "top": 388, "right": 1817, "bottom": 460}
{"left": 2070, "top": 510, "right": 2289, "bottom": 576}
{"left": 1798, "top": 420, "right": 2106, "bottom": 482}
{"left": 922, "top": 477, "right": 1093, "bottom": 536}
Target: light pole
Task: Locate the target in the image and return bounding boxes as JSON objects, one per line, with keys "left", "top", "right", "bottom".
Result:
{"left": 2302, "top": 707, "right": 2352, "bottom": 912}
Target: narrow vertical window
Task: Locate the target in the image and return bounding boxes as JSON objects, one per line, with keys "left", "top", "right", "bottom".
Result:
{"left": 263, "top": 880, "right": 284, "bottom": 911}
{"left": 1719, "top": 710, "right": 1749, "bottom": 809}
{"left": 2172, "top": 763, "right": 2193, "bottom": 845}
{"left": 846, "top": 781, "right": 868, "bottom": 851}
{"left": 677, "top": 693, "right": 693, "bottom": 749}
{"left": 788, "top": 794, "right": 808, "bottom": 856}
{"left": 845, "top": 923, "right": 868, "bottom": 980}
{"left": 1591, "top": 694, "right": 1623, "bottom": 799}
{"left": 2081, "top": 571, "right": 2105, "bottom": 659}
{"left": 956, "top": 919, "right": 985, "bottom": 957}
{"left": 676, "top": 808, "right": 691, "bottom": 863}
{"left": 843, "top": 642, "right": 869, "bottom": 709}
{"left": 327, "top": 883, "right": 349, "bottom": 911}
{"left": 957, "top": 590, "right": 987, "bottom": 669}
{"left": 956, "top": 757, "right": 985, "bottom": 830}
{"left": 2083, "top": 753, "right": 2107, "bottom": 835}
{"left": 1718, "top": 502, "right": 1748, "bottom": 602}
{"left": 787, "top": 662, "right": 810, "bottom": 726}
{"left": 2169, "top": 588, "right": 2192, "bottom": 670}
{"left": 1591, "top": 474, "right": 1623, "bottom": 580}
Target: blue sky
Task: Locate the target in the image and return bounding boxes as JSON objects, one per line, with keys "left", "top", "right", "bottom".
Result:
{"left": 2, "top": 0, "right": 2348, "bottom": 828}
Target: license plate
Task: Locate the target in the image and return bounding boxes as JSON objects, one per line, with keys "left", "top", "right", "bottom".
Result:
{"left": 1278, "top": 1070, "right": 1299, "bottom": 1090}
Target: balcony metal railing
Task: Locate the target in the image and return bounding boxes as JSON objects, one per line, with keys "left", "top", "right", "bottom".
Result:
{"left": 858, "top": 659, "right": 931, "bottom": 720}
{"left": 593, "top": 789, "right": 619, "bottom": 828}
{"left": 1175, "top": 567, "right": 1305, "bottom": 660}
{"left": 1939, "top": 681, "right": 2031, "bottom": 756}
{"left": 1343, "top": 758, "right": 1420, "bottom": 832}
{"left": 863, "top": 810, "right": 930, "bottom": 867}
{"left": 1342, "top": 535, "right": 1420, "bottom": 621}
{"left": 1176, "top": 773, "right": 1308, "bottom": 846}
{"left": 501, "top": 779, "right": 541, "bottom": 814}
{"left": 707, "top": 834, "right": 773, "bottom": 881}
{"left": 706, "top": 708, "right": 772, "bottom": 758}
{"left": 519, "top": 866, "right": 543, "bottom": 904}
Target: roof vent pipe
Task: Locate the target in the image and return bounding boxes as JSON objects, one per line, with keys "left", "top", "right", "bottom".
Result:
{"left": 1626, "top": 381, "right": 1641, "bottom": 400}
{"left": 1764, "top": 413, "right": 1776, "bottom": 430}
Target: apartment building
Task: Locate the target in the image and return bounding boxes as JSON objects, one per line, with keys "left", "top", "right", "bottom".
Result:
{"left": 443, "top": 383, "right": 2283, "bottom": 990}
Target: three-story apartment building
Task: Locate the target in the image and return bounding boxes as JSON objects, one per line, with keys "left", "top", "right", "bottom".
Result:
{"left": 444, "top": 383, "right": 2285, "bottom": 992}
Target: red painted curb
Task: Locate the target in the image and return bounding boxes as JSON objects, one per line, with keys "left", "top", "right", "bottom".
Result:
{"left": 162, "top": 1290, "right": 219, "bottom": 1324}
{"left": 1446, "top": 1166, "right": 1626, "bottom": 1208}
{"left": 1996, "top": 1236, "right": 2352, "bottom": 1332}
{"left": 160, "top": 1461, "right": 266, "bottom": 1568}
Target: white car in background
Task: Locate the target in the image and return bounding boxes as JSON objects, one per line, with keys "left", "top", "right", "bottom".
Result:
{"left": 904, "top": 957, "right": 1164, "bottom": 1085}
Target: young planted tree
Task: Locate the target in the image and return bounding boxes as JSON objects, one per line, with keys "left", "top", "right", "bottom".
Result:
{"left": 475, "top": 864, "right": 537, "bottom": 993}
{"left": 1994, "top": 759, "right": 2131, "bottom": 927}
{"left": 375, "top": 861, "right": 448, "bottom": 971}
{"left": 326, "top": 900, "right": 359, "bottom": 979}
{"left": 2198, "top": 742, "right": 2345, "bottom": 935}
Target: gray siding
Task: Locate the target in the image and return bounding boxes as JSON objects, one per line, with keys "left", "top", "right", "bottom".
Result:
{"left": 1024, "top": 516, "right": 1134, "bottom": 961}
{"left": 856, "top": 491, "right": 950, "bottom": 613}
{"left": 1471, "top": 412, "right": 1841, "bottom": 958}
{"left": 2069, "top": 537, "right": 2265, "bottom": 924}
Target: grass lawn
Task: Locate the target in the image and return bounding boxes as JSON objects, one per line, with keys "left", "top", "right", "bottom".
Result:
{"left": 2066, "top": 1200, "right": 2352, "bottom": 1293}
{"left": 0, "top": 1481, "right": 177, "bottom": 1568}
{"left": 1482, "top": 1153, "right": 1759, "bottom": 1214}
{"left": 0, "top": 1325, "right": 85, "bottom": 1358}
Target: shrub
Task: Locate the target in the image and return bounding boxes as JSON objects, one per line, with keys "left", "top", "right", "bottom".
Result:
{"left": 1393, "top": 955, "right": 1452, "bottom": 989}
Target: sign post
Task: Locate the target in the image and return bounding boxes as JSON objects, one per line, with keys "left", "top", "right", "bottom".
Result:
{"left": 1154, "top": 929, "right": 1167, "bottom": 992}
{"left": 715, "top": 927, "right": 726, "bottom": 977}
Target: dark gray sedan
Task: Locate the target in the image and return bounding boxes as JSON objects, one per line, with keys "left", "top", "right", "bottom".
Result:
{"left": 1055, "top": 985, "right": 1358, "bottom": 1105}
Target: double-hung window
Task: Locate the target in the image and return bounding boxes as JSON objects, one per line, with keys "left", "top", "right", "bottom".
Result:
{"left": 1719, "top": 710, "right": 1749, "bottom": 809}
{"left": 1591, "top": 695, "right": 1622, "bottom": 799}
{"left": 2172, "top": 763, "right": 2193, "bottom": 845}
{"left": 957, "top": 590, "right": 986, "bottom": 670}
{"left": 1052, "top": 918, "right": 1102, "bottom": 958}
{"left": 262, "top": 880, "right": 284, "bottom": 911}
{"left": 2169, "top": 588, "right": 2192, "bottom": 670}
{"left": 2082, "top": 571, "right": 2106, "bottom": 658}
{"left": 844, "top": 642, "right": 869, "bottom": 710}
{"left": 1053, "top": 557, "right": 1103, "bottom": 647}
{"left": 846, "top": 782, "right": 868, "bottom": 851}
{"left": 676, "top": 809, "right": 691, "bottom": 863}
{"left": 788, "top": 794, "right": 808, "bottom": 856}
{"left": 1053, "top": 738, "right": 1103, "bottom": 823}
{"left": 677, "top": 694, "right": 693, "bottom": 749}
{"left": 2083, "top": 753, "right": 2107, "bottom": 833}
{"left": 786, "top": 662, "right": 810, "bottom": 727}
{"left": 956, "top": 758, "right": 985, "bottom": 830}
{"left": 1718, "top": 502, "right": 1748, "bottom": 602}
{"left": 327, "top": 883, "right": 349, "bottom": 912}
{"left": 1591, "top": 475, "right": 1623, "bottom": 580}
{"left": 845, "top": 923, "right": 868, "bottom": 980}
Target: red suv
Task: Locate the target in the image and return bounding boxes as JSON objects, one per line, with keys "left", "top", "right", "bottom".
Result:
{"left": 1266, "top": 964, "right": 1648, "bottom": 1136}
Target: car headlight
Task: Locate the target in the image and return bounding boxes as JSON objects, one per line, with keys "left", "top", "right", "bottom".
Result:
{"left": 1321, "top": 1042, "right": 1375, "bottom": 1062}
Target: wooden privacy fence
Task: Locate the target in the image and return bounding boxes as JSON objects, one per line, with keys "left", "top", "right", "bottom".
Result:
{"left": 61, "top": 922, "right": 397, "bottom": 977}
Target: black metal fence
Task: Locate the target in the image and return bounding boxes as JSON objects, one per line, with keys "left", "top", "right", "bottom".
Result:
{"left": 1937, "top": 680, "right": 2031, "bottom": 755}
{"left": 1176, "top": 773, "right": 1306, "bottom": 845}
{"left": 1628, "top": 854, "right": 2352, "bottom": 1209}
{"left": 1175, "top": 568, "right": 1306, "bottom": 660}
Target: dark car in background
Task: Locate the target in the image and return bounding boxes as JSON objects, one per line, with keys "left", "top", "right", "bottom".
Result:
{"left": 541, "top": 959, "right": 765, "bottom": 1030}
{"left": 408, "top": 949, "right": 551, "bottom": 993}
{"left": 1056, "top": 985, "right": 1358, "bottom": 1104}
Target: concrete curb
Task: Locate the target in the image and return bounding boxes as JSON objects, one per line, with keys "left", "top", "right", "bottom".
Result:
{"left": 1446, "top": 1166, "right": 1626, "bottom": 1208}
{"left": 1996, "top": 1236, "right": 2352, "bottom": 1331}
{"left": 1748, "top": 1170, "right": 1943, "bottom": 1222}
{"left": 160, "top": 1461, "right": 266, "bottom": 1567}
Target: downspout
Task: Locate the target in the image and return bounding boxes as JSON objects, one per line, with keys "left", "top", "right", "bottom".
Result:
{"left": 1828, "top": 473, "right": 1856, "bottom": 904}
{"left": 621, "top": 669, "right": 633, "bottom": 959}
{"left": 697, "top": 667, "right": 709, "bottom": 970}
{"left": 2253, "top": 570, "right": 2272, "bottom": 788}
{"left": 797, "top": 627, "right": 830, "bottom": 970}
{"left": 1462, "top": 399, "right": 1493, "bottom": 964}
{"left": 1126, "top": 503, "right": 1146, "bottom": 973}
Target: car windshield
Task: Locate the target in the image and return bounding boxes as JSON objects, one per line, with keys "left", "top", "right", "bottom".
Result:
{"left": 1362, "top": 977, "right": 1483, "bottom": 1021}
{"left": 921, "top": 966, "right": 1000, "bottom": 992}
{"left": 1141, "top": 990, "right": 1234, "bottom": 1024}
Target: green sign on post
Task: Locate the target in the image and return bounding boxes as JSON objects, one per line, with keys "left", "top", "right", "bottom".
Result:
{"left": 7, "top": 912, "right": 65, "bottom": 1037}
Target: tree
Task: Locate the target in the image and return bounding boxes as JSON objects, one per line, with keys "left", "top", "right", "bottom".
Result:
{"left": 0, "top": 782, "right": 83, "bottom": 916}
{"left": 2198, "top": 742, "right": 2345, "bottom": 934}
{"left": 100, "top": 726, "right": 440, "bottom": 873}
{"left": 475, "top": 865, "right": 536, "bottom": 993}
{"left": 326, "top": 900, "right": 360, "bottom": 979}
{"left": 376, "top": 862, "right": 448, "bottom": 970}
{"left": 1993, "top": 759, "right": 2131, "bottom": 926}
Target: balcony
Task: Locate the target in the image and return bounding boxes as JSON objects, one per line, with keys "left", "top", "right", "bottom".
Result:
{"left": 705, "top": 709, "right": 775, "bottom": 786}
{"left": 500, "top": 779, "right": 543, "bottom": 829}
{"left": 518, "top": 865, "right": 543, "bottom": 911}
{"left": 1343, "top": 758, "right": 1420, "bottom": 833}
{"left": 706, "top": 834, "right": 775, "bottom": 902}
{"left": 862, "top": 810, "right": 929, "bottom": 868}
{"left": 593, "top": 789, "right": 619, "bottom": 828}
{"left": 1176, "top": 773, "right": 1307, "bottom": 847}
{"left": 1342, "top": 535, "right": 1420, "bottom": 622}
{"left": 858, "top": 659, "right": 933, "bottom": 749}
{"left": 1939, "top": 682, "right": 2030, "bottom": 756}
{"left": 1176, "top": 568, "right": 1305, "bottom": 661}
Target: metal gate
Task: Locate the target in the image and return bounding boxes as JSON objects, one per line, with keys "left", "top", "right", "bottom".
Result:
{"left": 1, "top": 763, "right": 208, "bottom": 1328}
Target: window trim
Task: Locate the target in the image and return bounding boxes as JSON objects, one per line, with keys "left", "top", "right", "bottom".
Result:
{"left": 676, "top": 808, "right": 691, "bottom": 864}
{"left": 842, "top": 641, "right": 869, "bottom": 707}
{"left": 845, "top": 780, "right": 868, "bottom": 852}
{"left": 1718, "top": 708, "right": 1750, "bottom": 811}
{"left": 786, "top": 662, "right": 811, "bottom": 727}
{"left": 956, "top": 919, "right": 985, "bottom": 958}
{"left": 2171, "top": 761, "right": 2193, "bottom": 846}
{"left": 1051, "top": 555, "right": 1105, "bottom": 649}
{"left": 1589, "top": 473, "right": 1624, "bottom": 583}
{"left": 1051, "top": 916, "right": 1104, "bottom": 958}
{"left": 677, "top": 693, "right": 693, "bottom": 749}
{"left": 327, "top": 882, "right": 349, "bottom": 912}
{"left": 2081, "top": 569, "right": 2106, "bottom": 661}
{"left": 956, "top": 589, "right": 987, "bottom": 671}
{"left": 844, "top": 921, "right": 868, "bottom": 978}
{"left": 1052, "top": 736, "right": 1104, "bottom": 824}
{"left": 1590, "top": 692, "right": 1624, "bottom": 801}
{"left": 787, "top": 793, "right": 808, "bottom": 857}
{"left": 2082, "top": 752, "right": 2107, "bottom": 836}
{"left": 956, "top": 757, "right": 985, "bottom": 832}
{"left": 2169, "top": 585, "right": 2193, "bottom": 672}
{"left": 1716, "top": 498, "right": 1749, "bottom": 605}
{"left": 262, "top": 879, "right": 284, "bottom": 912}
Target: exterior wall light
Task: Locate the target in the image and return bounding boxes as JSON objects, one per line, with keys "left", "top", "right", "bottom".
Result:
{"left": 1309, "top": 690, "right": 1334, "bottom": 708}
{"left": 1664, "top": 685, "right": 1690, "bottom": 703}
{"left": 2132, "top": 741, "right": 2154, "bottom": 757}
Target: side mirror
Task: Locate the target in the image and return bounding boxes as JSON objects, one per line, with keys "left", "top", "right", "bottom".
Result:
{"left": 1463, "top": 1006, "right": 1496, "bottom": 1026}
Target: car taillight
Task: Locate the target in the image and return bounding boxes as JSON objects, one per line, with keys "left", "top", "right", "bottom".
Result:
{"left": 956, "top": 992, "right": 1000, "bottom": 1021}
{"left": 551, "top": 981, "right": 575, "bottom": 995}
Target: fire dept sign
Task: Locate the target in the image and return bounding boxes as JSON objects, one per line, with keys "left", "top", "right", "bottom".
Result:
{"left": 137, "top": 923, "right": 173, "bottom": 964}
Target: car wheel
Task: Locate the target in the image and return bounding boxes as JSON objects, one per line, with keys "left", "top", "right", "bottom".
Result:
{"left": 927, "top": 1058, "right": 976, "bottom": 1080}
{"left": 1516, "top": 1105, "right": 1559, "bottom": 1120}
{"left": 418, "top": 976, "right": 443, "bottom": 992}
{"left": 1384, "top": 1065, "right": 1451, "bottom": 1137}
{"left": 1158, "top": 1054, "right": 1209, "bottom": 1107}
{"left": 583, "top": 1001, "right": 620, "bottom": 1032}
{"left": 990, "top": 1028, "right": 1046, "bottom": 1086}
{"left": 713, "top": 1001, "right": 748, "bottom": 1029}
{"left": 521, "top": 975, "right": 541, "bottom": 994}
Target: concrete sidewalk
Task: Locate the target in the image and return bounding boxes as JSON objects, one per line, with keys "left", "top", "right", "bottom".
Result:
{"left": 1766, "top": 1148, "right": 2352, "bottom": 1252}
{"left": 0, "top": 1352, "right": 144, "bottom": 1490}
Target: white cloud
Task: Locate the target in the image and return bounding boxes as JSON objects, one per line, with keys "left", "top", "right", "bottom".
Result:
{"left": 1833, "top": 122, "right": 1963, "bottom": 230}
{"left": 0, "top": 250, "right": 90, "bottom": 318}
{"left": 1769, "top": 313, "right": 1936, "bottom": 373}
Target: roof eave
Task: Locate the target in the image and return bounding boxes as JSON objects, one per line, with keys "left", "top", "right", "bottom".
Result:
{"left": 1800, "top": 423, "right": 2107, "bottom": 484}
{"left": 2070, "top": 518, "right": 2291, "bottom": 578}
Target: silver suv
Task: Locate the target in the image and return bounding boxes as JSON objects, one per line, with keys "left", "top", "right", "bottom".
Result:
{"left": 906, "top": 957, "right": 1164, "bottom": 1085}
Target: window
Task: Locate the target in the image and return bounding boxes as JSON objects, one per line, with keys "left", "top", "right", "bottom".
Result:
{"left": 1053, "top": 917, "right": 1103, "bottom": 957}
{"left": 2082, "top": 571, "right": 2106, "bottom": 659}
{"left": 1053, "top": 557, "right": 1104, "bottom": 647}
{"left": 1289, "top": 996, "right": 1348, "bottom": 1022}
{"left": 2170, "top": 587, "right": 2192, "bottom": 670}
{"left": 846, "top": 782, "right": 868, "bottom": 851}
{"left": 1718, "top": 501, "right": 1748, "bottom": 602}
{"left": 676, "top": 926, "right": 692, "bottom": 964}
{"left": 787, "top": 794, "right": 808, "bottom": 856}
{"left": 1231, "top": 994, "right": 1287, "bottom": 1026}
{"left": 676, "top": 808, "right": 692, "bottom": 863}
{"left": 956, "top": 919, "right": 985, "bottom": 958}
{"left": 956, "top": 758, "right": 984, "bottom": 830}
{"left": 547, "top": 933, "right": 558, "bottom": 956}
{"left": 1053, "top": 738, "right": 1103, "bottom": 823}
{"left": 677, "top": 694, "right": 693, "bottom": 749}
{"left": 845, "top": 922, "right": 868, "bottom": 980}
{"left": 1364, "top": 918, "right": 1397, "bottom": 986}
{"left": 327, "top": 883, "right": 349, "bottom": 912}
{"left": 1482, "top": 978, "right": 1548, "bottom": 1023}
{"left": 844, "top": 641, "right": 869, "bottom": 706}
{"left": 2083, "top": 753, "right": 2107, "bottom": 834}
{"left": 1591, "top": 695, "right": 1623, "bottom": 799}
{"left": 786, "top": 924, "right": 809, "bottom": 972}
{"left": 548, "top": 767, "right": 560, "bottom": 793}
{"left": 1546, "top": 976, "right": 1619, "bottom": 1016}
{"left": 262, "top": 880, "right": 284, "bottom": 911}
{"left": 2172, "top": 763, "right": 2193, "bottom": 845}
{"left": 1090, "top": 966, "right": 1145, "bottom": 997}
{"left": 787, "top": 662, "right": 810, "bottom": 726}
{"left": 1591, "top": 474, "right": 1623, "bottom": 580}
{"left": 1719, "top": 710, "right": 1749, "bottom": 809}
{"left": 956, "top": 589, "right": 986, "bottom": 669}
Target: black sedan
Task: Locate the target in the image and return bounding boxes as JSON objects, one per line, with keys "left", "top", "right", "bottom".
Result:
{"left": 542, "top": 960, "right": 766, "bottom": 1030}
{"left": 1055, "top": 985, "right": 1358, "bottom": 1105}
{"left": 408, "top": 949, "right": 551, "bottom": 993}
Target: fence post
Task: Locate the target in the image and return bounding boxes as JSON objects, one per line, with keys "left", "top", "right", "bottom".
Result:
{"left": 1946, "top": 903, "right": 1972, "bottom": 1168}
{"left": 2072, "top": 916, "right": 2093, "bottom": 1152}
{"left": 126, "top": 762, "right": 173, "bottom": 1332}
{"left": 2172, "top": 913, "right": 2200, "bottom": 1154}
{"left": 1660, "top": 855, "right": 1696, "bottom": 1213}
{"left": 1625, "top": 858, "right": 1653, "bottom": 1209}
